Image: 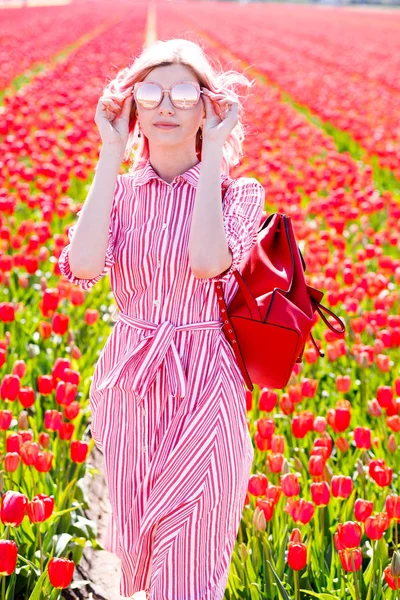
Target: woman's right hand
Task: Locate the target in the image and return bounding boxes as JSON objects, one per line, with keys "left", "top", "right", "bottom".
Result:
{"left": 95, "top": 89, "right": 135, "bottom": 151}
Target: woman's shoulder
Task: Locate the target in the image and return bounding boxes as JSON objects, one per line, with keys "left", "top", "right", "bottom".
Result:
{"left": 222, "top": 174, "right": 265, "bottom": 197}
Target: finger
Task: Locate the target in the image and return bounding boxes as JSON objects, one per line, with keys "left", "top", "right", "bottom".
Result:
{"left": 102, "top": 100, "right": 120, "bottom": 112}
{"left": 121, "top": 92, "right": 134, "bottom": 118}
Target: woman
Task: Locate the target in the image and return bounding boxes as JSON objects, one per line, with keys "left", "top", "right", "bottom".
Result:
{"left": 58, "top": 38, "right": 265, "bottom": 600}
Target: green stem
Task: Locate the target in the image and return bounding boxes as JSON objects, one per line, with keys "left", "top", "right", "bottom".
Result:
{"left": 1, "top": 575, "right": 5, "bottom": 600}
{"left": 351, "top": 551, "right": 361, "bottom": 600}
{"left": 294, "top": 569, "right": 300, "bottom": 600}
{"left": 366, "top": 541, "right": 375, "bottom": 600}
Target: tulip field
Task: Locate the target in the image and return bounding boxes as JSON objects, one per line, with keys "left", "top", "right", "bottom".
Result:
{"left": 1, "top": 1, "right": 400, "bottom": 599}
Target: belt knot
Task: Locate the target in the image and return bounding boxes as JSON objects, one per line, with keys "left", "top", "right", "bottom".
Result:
{"left": 96, "top": 312, "right": 222, "bottom": 406}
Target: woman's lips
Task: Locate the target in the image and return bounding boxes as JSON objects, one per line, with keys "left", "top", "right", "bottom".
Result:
{"left": 154, "top": 124, "right": 179, "bottom": 129}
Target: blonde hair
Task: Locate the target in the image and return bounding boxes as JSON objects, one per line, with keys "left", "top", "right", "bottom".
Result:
{"left": 102, "top": 37, "right": 256, "bottom": 175}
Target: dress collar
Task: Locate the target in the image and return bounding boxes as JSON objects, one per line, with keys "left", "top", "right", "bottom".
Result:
{"left": 131, "top": 158, "right": 231, "bottom": 189}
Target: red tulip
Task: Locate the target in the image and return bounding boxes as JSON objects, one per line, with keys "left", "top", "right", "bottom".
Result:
{"left": 387, "top": 415, "right": 400, "bottom": 432}
{"left": 270, "top": 435, "right": 285, "bottom": 454}
{"left": 384, "top": 565, "right": 400, "bottom": 591}
{"left": 376, "top": 385, "right": 393, "bottom": 408}
{"left": 70, "top": 440, "right": 88, "bottom": 463}
{"left": 1, "top": 491, "right": 28, "bottom": 527}
{"left": 386, "top": 495, "right": 400, "bottom": 521}
{"left": 1, "top": 375, "right": 20, "bottom": 402}
{"left": 268, "top": 453, "right": 285, "bottom": 474}
{"left": 248, "top": 473, "right": 268, "bottom": 497}
{"left": 281, "top": 473, "right": 300, "bottom": 497}
{"left": 336, "top": 522, "right": 362, "bottom": 549}
{"left": 288, "top": 541, "right": 307, "bottom": 570}
{"left": 338, "top": 548, "right": 362, "bottom": 572}
{"left": 27, "top": 497, "right": 47, "bottom": 523}
{"left": 51, "top": 313, "right": 69, "bottom": 336}
{"left": 285, "top": 498, "right": 315, "bottom": 525}
{"left": 257, "top": 418, "right": 275, "bottom": 439}
{"left": 44, "top": 410, "right": 63, "bottom": 431}
{"left": 35, "top": 451, "right": 54, "bottom": 472}
{"left": 314, "top": 434, "right": 333, "bottom": 456}
{"left": 20, "top": 441, "right": 39, "bottom": 466}
{"left": 354, "top": 498, "right": 374, "bottom": 522}
{"left": 256, "top": 498, "right": 274, "bottom": 522}
{"left": 309, "top": 455, "right": 325, "bottom": 478}
{"left": 369, "top": 460, "right": 392, "bottom": 487}
{"left": 37, "top": 375, "right": 53, "bottom": 395}
{"left": 353, "top": 426, "right": 372, "bottom": 449}
{"left": 259, "top": 389, "right": 278, "bottom": 412}
{"left": 280, "top": 394, "right": 295, "bottom": 415}
{"left": 301, "top": 378, "right": 318, "bottom": 398}
{"left": 327, "top": 403, "right": 351, "bottom": 433}
{"left": 331, "top": 476, "right": 353, "bottom": 499}
{"left": 265, "top": 484, "right": 282, "bottom": 505}
{"left": 48, "top": 557, "right": 75, "bottom": 588}
{"left": 292, "top": 411, "right": 314, "bottom": 438}
{"left": 313, "top": 416, "right": 327, "bottom": 432}
{"left": 0, "top": 410, "right": 13, "bottom": 430}
{"left": 364, "top": 512, "right": 390, "bottom": 540}
{"left": 310, "top": 481, "right": 330, "bottom": 506}
{"left": 0, "top": 539, "right": 18, "bottom": 575}
{"left": 4, "top": 452, "right": 20, "bottom": 472}
{"left": 336, "top": 375, "right": 351, "bottom": 393}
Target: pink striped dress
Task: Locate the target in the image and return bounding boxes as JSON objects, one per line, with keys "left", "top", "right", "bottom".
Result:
{"left": 58, "top": 158, "right": 265, "bottom": 599}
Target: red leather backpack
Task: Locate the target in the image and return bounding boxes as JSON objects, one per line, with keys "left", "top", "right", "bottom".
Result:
{"left": 214, "top": 211, "right": 346, "bottom": 391}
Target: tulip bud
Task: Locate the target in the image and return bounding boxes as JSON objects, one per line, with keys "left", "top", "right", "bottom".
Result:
{"left": 356, "top": 459, "right": 366, "bottom": 478}
{"left": 253, "top": 506, "right": 267, "bottom": 531}
{"left": 290, "top": 528, "right": 302, "bottom": 543}
{"left": 388, "top": 434, "right": 397, "bottom": 453}
{"left": 238, "top": 542, "right": 249, "bottom": 562}
{"left": 293, "top": 456, "right": 303, "bottom": 473}
{"left": 18, "top": 411, "right": 29, "bottom": 430}
{"left": 391, "top": 551, "right": 400, "bottom": 578}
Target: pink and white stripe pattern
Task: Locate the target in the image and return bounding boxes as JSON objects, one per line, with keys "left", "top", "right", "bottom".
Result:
{"left": 58, "top": 158, "right": 265, "bottom": 599}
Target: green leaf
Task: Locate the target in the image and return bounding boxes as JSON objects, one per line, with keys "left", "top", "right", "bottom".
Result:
{"left": 27, "top": 570, "right": 49, "bottom": 600}
{"left": 54, "top": 533, "right": 73, "bottom": 557}
{"left": 375, "top": 536, "right": 388, "bottom": 566}
{"left": 249, "top": 582, "right": 261, "bottom": 600}
{"left": 69, "top": 515, "right": 97, "bottom": 540}
{"left": 17, "top": 553, "right": 40, "bottom": 575}
{"left": 5, "top": 570, "right": 16, "bottom": 600}
{"left": 266, "top": 560, "right": 291, "bottom": 600}
{"left": 51, "top": 502, "right": 85, "bottom": 519}
{"left": 300, "top": 591, "right": 341, "bottom": 600}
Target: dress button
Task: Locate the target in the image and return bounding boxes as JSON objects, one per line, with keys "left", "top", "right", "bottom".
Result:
{"left": 154, "top": 299, "right": 160, "bottom": 306}
{"left": 162, "top": 223, "right": 167, "bottom": 229}
{"left": 142, "top": 446, "right": 147, "bottom": 453}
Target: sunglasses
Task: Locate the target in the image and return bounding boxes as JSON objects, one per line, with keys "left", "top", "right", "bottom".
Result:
{"left": 133, "top": 80, "right": 204, "bottom": 110}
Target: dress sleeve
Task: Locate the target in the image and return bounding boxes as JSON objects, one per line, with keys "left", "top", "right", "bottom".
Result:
{"left": 194, "top": 177, "right": 265, "bottom": 283}
{"left": 58, "top": 175, "right": 121, "bottom": 291}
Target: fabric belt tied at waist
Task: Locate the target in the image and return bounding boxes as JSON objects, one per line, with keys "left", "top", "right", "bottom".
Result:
{"left": 96, "top": 311, "right": 223, "bottom": 406}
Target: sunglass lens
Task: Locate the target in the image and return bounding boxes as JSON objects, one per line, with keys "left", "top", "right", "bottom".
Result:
{"left": 136, "top": 83, "right": 161, "bottom": 108}
{"left": 171, "top": 83, "right": 198, "bottom": 108}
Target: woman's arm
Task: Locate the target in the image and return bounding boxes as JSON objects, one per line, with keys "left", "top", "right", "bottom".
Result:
{"left": 188, "top": 141, "right": 232, "bottom": 278}
{"left": 68, "top": 145, "right": 123, "bottom": 279}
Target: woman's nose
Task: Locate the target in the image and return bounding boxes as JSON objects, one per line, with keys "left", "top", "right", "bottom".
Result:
{"left": 158, "top": 91, "right": 175, "bottom": 112}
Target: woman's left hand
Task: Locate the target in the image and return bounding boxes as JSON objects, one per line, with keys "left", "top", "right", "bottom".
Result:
{"left": 200, "top": 87, "right": 238, "bottom": 145}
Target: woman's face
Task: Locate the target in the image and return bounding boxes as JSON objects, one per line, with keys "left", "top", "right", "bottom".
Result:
{"left": 134, "top": 64, "right": 206, "bottom": 150}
